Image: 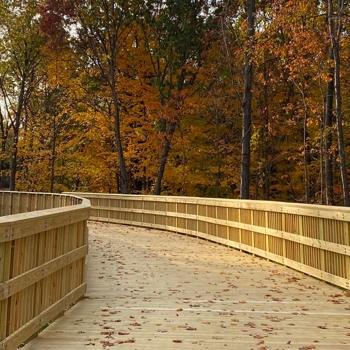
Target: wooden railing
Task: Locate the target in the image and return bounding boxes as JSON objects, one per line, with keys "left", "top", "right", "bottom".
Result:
{"left": 0, "top": 192, "right": 90, "bottom": 350}
{"left": 70, "top": 193, "right": 350, "bottom": 290}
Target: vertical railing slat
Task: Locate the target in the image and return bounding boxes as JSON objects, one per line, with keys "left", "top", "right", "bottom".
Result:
{"left": 64, "top": 192, "right": 350, "bottom": 290}
{"left": 0, "top": 192, "right": 89, "bottom": 349}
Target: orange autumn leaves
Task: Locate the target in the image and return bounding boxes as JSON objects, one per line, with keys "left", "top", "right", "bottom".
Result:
{"left": 1, "top": 0, "right": 350, "bottom": 203}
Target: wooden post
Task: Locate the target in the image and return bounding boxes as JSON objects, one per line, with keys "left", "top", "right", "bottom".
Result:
{"left": 0, "top": 241, "right": 12, "bottom": 341}
{"left": 319, "top": 218, "right": 326, "bottom": 273}
{"left": 265, "top": 211, "right": 269, "bottom": 260}
{"left": 205, "top": 205, "right": 208, "bottom": 237}
{"left": 215, "top": 205, "right": 218, "bottom": 239}
{"left": 251, "top": 208, "right": 255, "bottom": 255}
{"left": 282, "top": 212, "right": 286, "bottom": 260}
{"left": 226, "top": 207, "right": 229, "bottom": 245}
{"left": 298, "top": 216, "right": 305, "bottom": 265}
{"left": 108, "top": 196, "right": 111, "bottom": 222}
{"left": 175, "top": 202, "right": 178, "bottom": 232}
{"left": 238, "top": 207, "right": 242, "bottom": 251}
{"left": 196, "top": 201, "right": 199, "bottom": 240}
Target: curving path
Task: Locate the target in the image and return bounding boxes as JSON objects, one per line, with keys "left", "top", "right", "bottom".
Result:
{"left": 23, "top": 222, "right": 350, "bottom": 349}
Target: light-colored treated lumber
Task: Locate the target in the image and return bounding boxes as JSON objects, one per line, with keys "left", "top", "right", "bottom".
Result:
{"left": 0, "top": 284, "right": 86, "bottom": 350}
{"left": 0, "top": 206, "right": 89, "bottom": 243}
{"left": 90, "top": 209, "right": 350, "bottom": 256}
{"left": 0, "top": 191, "right": 90, "bottom": 349}
{"left": 0, "top": 241, "right": 11, "bottom": 342}
{"left": 66, "top": 191, "right": 350, "bottom": 221}
{"left": 75, "top": 192, "right": 350, "bottom": 290}
{"left": 0, "top": 245, "right": 87, "bottom": 300}
{"left": 23, "top": 222, "right": 350, "bottom": 350}
{"left": 89, "top": 205, "right": 350, "bottom": 256}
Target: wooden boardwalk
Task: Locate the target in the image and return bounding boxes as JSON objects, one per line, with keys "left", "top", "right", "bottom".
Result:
{"left": 23, "top": 222, "right": 350, "bottom": 350}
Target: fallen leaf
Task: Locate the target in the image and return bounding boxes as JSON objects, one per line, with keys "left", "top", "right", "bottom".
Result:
{"left": 253, "top": 334, "right": 264, "bottom": 339}
{"left": 116, "top": 339, "right": 135, "bottom": 344}
{"left": 245, "top": 322, "right": 256, "bottom": 328}
{"left": 100, "top": 340, "right": 114, "bottom": 347}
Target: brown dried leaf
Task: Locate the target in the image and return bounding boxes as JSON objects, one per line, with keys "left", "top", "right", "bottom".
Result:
{"left": 100, "top": 340, "right": 114, "bottom": 347}
{"left": 253, "top": 334, "right": 264, "bottom": 339}
{"left": 117, "top": 339, "right": 135, "bottom": 344}
{"left": 100, "top": 331, "right": 114, "bottom": 335}
{"left": 245, "top": 322, "right": 256, "bottom": 328}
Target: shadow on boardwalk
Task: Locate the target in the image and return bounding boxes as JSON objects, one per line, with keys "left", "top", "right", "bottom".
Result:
{"left": 23, "top": 222, "right": 350, "bottom": 349}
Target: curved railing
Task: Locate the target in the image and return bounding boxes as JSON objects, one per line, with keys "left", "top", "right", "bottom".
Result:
{"left": 0, "top": 191, "right": 90, "bottom": 350}
{"left": 70, "top": 193, "right": 350, "bottom": 290}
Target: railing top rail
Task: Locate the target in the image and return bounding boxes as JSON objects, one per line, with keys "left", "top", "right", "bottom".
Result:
{"left": 0, "top": 191, "right": 90, "bottom": 208}
{"left": 67, "top": 192, "right": 350, "bottom": 221}
{"left": 0, "top": 192, "right": 91, "bottom": 241}
{"left": 1, "top": 190, "right": 85, "bottom": 201}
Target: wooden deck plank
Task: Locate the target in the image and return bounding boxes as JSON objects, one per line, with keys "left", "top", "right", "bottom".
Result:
{"left": 23, "top": 221, "right": 350, "bottom": 349}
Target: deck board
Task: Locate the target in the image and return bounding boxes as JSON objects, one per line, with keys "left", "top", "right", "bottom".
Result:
{"left": 23, "top": 221, "right": 350, "bottom": 349}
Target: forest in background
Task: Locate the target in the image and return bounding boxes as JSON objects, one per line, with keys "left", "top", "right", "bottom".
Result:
{"left": 1, "top": 0, "right": 350, "bottom": 205}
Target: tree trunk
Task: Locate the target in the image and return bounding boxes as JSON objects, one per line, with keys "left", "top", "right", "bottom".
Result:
{"left": 302, "top": 104, "right": 310, "bottom": 203}
{"left": 50, "top": 115, "right": 56, "bottom": 193}
{"left": 110, "top": 69, "right": 128, "bottom": 194}
{"left": 9, "top": 79, "right": 26, "bottom": 191}
{"left": 328, "top": 0, "right": 349, "bottom": 206}
{"left": 113, "top": 101, "right": 128, "bottom": 194}
{"left": 215, "top": 100, "right": 220, "bottom": 198}
{"left": 0, "top": 113, "right": 9, "bottom": 189}
{"left": 9, "top": 126, "right": 19, "bottom": 191}
{"left": 0, "top": 144, "right": 5, "bottom": 188}
{"left": 333, "top": 47, "right": 349, "bottom": 206}
{"left": 325, "top": 49, "right": 335, "bottom": 205}
{"left": 263, "top": 62, "right": 270, "bottom": 200}
{"left": 153, "top": 121, "right": 177, "bottom": 195}
{"left": 240, "top": 0, "right": 255, "bottom": 199}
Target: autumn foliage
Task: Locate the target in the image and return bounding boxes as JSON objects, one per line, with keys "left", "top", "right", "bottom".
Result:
{"left": 1, "top": 0, "right": 350, "bottom": 204}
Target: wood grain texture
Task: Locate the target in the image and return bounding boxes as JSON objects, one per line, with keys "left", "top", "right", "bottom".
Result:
{"left": 71, "top": 193, "right": 350, "bottom": 289}
{"left": 23, "top": 222, "right": 350, "bottom": 350}
{"left": 0, "top": 192, "right": 90, "bottom": 350}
